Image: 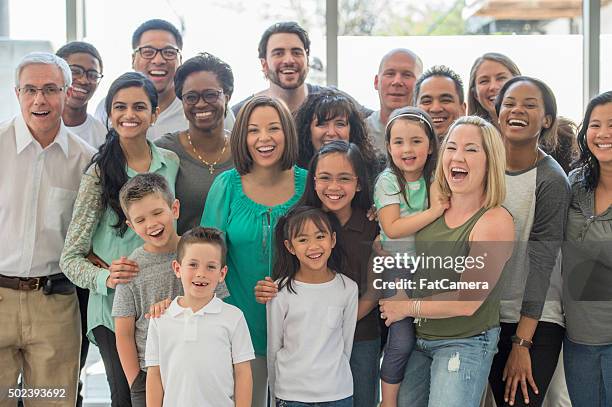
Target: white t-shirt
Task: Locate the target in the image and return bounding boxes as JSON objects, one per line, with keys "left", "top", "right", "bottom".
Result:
{"left": 145, "top": 296, "right": 254, "bottom": 407}
{"left": 95, "top": 96, "right": 235, "bottom": 140}
{"left": 267, "top": 274, "right": 358, "bottom": 403}
{"left": 66, "top": 114, "right": 107, "bottom": 148}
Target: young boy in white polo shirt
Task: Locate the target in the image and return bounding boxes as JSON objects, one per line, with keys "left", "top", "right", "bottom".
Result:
{"left": 145, "top": 227, "right": 254, "bottom": 407}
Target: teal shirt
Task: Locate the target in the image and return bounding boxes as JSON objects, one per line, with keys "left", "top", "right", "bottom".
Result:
{"left": 373, "top": 169, "right": 428, "bottom": 255}
{"left": 60, "top": 143, "right": 179, "bottom": 343}
{"left": 201, "top": 166, "right": 307, "bottom": 356}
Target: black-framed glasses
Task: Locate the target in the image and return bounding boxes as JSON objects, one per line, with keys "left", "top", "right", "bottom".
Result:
{"left": 17, "top": 85, "right": 66, "bottom": 98}
{"left": 69, "top": 64, "right": 103, "bottom": 83}
{"left": 181, "top": 90, "right": 224, "bottom": 106}
{"left": 133, "top": 46, "right": 181, "bottom": 61}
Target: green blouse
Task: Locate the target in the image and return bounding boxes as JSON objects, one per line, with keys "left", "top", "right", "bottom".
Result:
{"left": 201, "top": 166, "right": 307, "bottom": 356}
{"left": 60, "top": 143, "right": 179, "bottom": 343}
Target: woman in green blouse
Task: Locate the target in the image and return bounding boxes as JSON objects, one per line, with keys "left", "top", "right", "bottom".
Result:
{"left": 60, "top": 72, "right": 179, "bottom": 406}
{"left": 202, "top": 95, "right": 307, "bottom": 407}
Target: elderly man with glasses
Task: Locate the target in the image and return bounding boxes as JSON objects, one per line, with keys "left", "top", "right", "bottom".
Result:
{"left": 94, "top": 19, "right": 234, "bottom": 140}
{"left": 0, "top": 52, "right": 95, "bottom": 406}
{"left": 56, "top": 41, "right": 107, "bottom": 148}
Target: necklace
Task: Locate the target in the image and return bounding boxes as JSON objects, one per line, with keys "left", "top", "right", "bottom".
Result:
{"left": 186, "top": 131, "right": 228, "bottom": 175}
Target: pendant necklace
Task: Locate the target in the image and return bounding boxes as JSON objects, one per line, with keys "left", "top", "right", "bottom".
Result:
{"left": 186, "top": 131, "right": 228, "bottom": 175}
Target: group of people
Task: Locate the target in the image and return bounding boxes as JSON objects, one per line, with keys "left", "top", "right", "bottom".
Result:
{"left": 0, "top": 16, "right": 610, "bottom": 407}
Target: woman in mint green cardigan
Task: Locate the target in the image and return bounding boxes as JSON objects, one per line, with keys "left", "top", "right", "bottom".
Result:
{"left": 202, "top": 96, "right": 307, "bottom": 407}
{"left": 60, "top": 73, "right": 179, "bottom": 406}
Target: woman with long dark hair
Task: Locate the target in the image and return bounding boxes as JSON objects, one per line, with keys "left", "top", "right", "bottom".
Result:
{"left": 61, "top": 72, "right": 179, "bottom": 406}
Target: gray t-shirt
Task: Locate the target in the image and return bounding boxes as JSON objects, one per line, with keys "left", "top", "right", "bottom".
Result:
{"left": 155, "top": 132, "right": 234, "bottom": 234}
{"left": 111, "top": 246, "right": 229, "bottom": 369}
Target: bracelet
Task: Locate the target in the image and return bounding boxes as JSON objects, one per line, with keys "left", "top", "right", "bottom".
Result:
{"left": 511, "top": 335, "right": 533, "bottom": 349}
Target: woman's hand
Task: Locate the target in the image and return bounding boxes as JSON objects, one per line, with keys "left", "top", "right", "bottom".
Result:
{"left": 254, "top": 277, "right": 278, "bottom": 304}
{"left": 87, "top": 251, "right": 109, "bottom": 269}
{"left": 503, "top": 345, "right": 539, "bottom": 406}
{"left": 145, "top": 298, "right": 172, "bottom": 319}
{"left": 379, "top": 288, "right": 412, "bottom": 326}
{"left": 429, "top": 182, "right": 450, "bottom": 217}
{"left": 105, "top": 256, "right": 139, "bottom": 289}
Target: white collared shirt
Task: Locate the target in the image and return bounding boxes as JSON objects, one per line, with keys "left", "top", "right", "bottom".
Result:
{"left": 0, "top": 115, "right": 95, "bottom": 277}
{"left": 145, "top": 296, "right": 254, "bottom": 407}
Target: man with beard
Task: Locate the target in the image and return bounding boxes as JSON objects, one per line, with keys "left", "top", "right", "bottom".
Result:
{"left": 95, "top": 19, "right": 235, "bottom": 140}
{"left": 366, "top": 48, "right": 423, "bottom": 152}
{"left": 414, "top": 65, "right": 466, "bottom": 142}
{"left": 232, "top": 21, "right": 322, "bottom": 116}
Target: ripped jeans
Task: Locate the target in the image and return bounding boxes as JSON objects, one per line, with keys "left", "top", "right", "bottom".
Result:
{"left": 397, "top": 327, "right": 500, "bottom": 407}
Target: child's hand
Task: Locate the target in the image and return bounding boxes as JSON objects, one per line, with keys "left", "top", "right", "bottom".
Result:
{"left": 254, "top": 277, "right": 278, "bottom": 304}
{"left": 106, "top": 256, "right": 139, "bottom": 288}
{"left": 429, "top": 183, "right": 450, "bottom": 216}
{"left": 366, "top": 205, "right": 378, "bottom": 222}
{"left": 145, "top": 298, "right": 172, "bottom": 319}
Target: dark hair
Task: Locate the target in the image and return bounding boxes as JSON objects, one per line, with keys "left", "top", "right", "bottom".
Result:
{"left": 175, "top": 52, "right": 234, "bottom": 99}
{"left": 574, "top": 91, "right": 612, "bottom": 190}
{"left": 89, "top": 72, "right": 159, "bottom": 236}
{"left": 414, "top": 65, "right": 465, "bottom": 104}
{"left": 119, "top": 173, "right": 175, "bottom": 218}
{"left": 273, "top": 206, "right": 342, "bottom": 294}
{"left": 467, "top": 52, "right": 521, "bottom": 121}
{"left": 294, "top": 88, "right": 377, "bottom": 170}
{"left": 231, "top": 95, "right": 298, "bottom": 175}
{"left": 383, "top": 106, "right": 438, "bottom": 207}
{"left": 56, "top": 41, "right": 104, "bottom": 72}
{"left": 542, "top": 117, "right": 578, "bottom": 175}
{"left": 132, "top": 19, "right": 183, "bottom": 50}
{"left": 495, "top": 75, "right": 558, "bottom": 151}
{"left": 177, "top": 227, "right": 227, "bottom": 267}
{"left": 258, "top": 21, "right": 310, "bottom": 58}
{"left": 299, "top": 140, "right": 372, "bottom": 212}
{"left": 174, "top": 52, "right": 234, "bottom": 118}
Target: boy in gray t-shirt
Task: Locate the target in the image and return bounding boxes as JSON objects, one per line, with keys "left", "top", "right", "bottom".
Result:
{"left": 111, "top": 173, "right": 228, "bottom": 407}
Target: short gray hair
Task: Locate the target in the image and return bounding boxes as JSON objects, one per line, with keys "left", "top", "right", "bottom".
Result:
{"left": 15, "top": 52, "right": 72, "bottom": 87}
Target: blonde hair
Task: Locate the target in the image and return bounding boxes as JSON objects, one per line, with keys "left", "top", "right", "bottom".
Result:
{"left": 434, "top": 116, "right": 506, "bottom": 209}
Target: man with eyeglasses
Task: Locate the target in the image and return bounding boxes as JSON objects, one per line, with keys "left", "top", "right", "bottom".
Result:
{"left": 94, "top": 19, "right": 234, "bottom": 140}
{"left": 0, "top": 52, "right": 95, "bottom": 406}
{"left": 57, "top": 41, "right": 107, "bottom": 148}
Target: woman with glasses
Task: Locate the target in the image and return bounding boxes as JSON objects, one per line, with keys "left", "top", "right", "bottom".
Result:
{"left": 202, "top": 95, "right": 307, "bottom": 407}
{"left": 155, "top": 53, "right": 235, "bottom": 234}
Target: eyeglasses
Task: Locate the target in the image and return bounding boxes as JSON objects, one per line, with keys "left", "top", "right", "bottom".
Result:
{"left": 69, "top": 64, "right": 103, "bottom": 83}
{"left": 17, "top": 85, "right": 66, "bottom": 98}
{"left": 133, "top": 46, "right": 181, "bottom": 61}
{"left": 181, "top": 90, "right": 224, "bottom": 106}
{"left": 314, "top": 174, "right": 358, "bottom": 184}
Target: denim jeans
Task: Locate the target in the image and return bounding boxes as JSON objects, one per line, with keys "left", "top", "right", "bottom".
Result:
{"left": 276, "top": 396, "right": 353, "bottom": 406}
{"left": 564, "top": 336, "right": 612, "bottom": 407}
{"left": 397, "top": 327, "right": 500, "bottom": 407}
{"left": 350, "top": 339, "right": 380, "bottom": 407}
{"left": 129, "top": 370, "right": 146, "bottom": 407}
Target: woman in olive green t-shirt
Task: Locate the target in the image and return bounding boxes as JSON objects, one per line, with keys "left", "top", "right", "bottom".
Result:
{"left": 379, "top": 116, "right": 514, "bottom": 407}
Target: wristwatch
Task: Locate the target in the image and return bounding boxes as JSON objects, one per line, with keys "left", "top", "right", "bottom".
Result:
{"left": 511, "top": 335, "right": 533, "bottom": 349}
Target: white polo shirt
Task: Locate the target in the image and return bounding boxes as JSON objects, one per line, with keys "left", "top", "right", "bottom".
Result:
{"left": 0, "top": 115, "right": 94, "bottom": 278}
{"left": 145, "top": 296, "right": 254, "bottom": 407}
